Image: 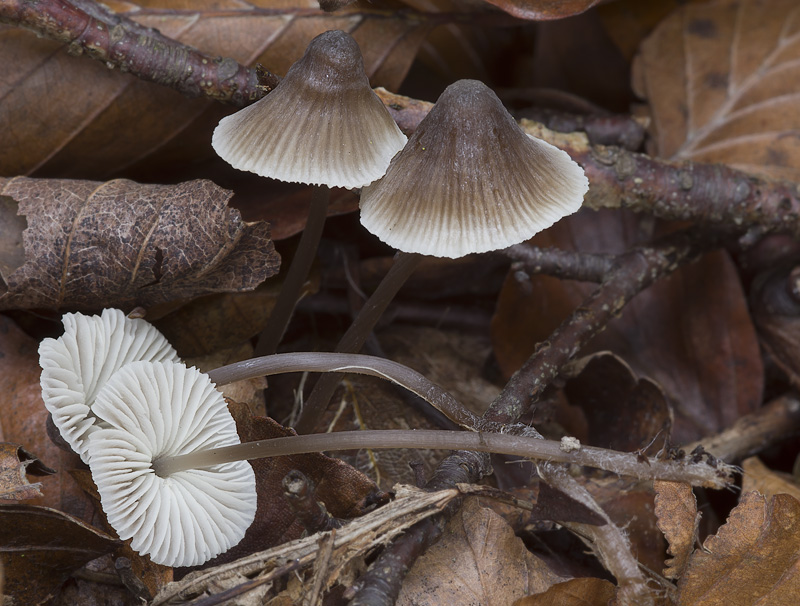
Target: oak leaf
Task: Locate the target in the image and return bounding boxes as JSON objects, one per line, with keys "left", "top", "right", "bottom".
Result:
{"left": 633, "top": 0, "right": 800, "bottom": 180}
{"left": 742, "top": 457, "right": 800, "bottom": 501}
{"left": 677, "top": 491, "right": 800, "bottom": 605}
{"left": 0, "top": 177, "right": 279, "bottom": 311}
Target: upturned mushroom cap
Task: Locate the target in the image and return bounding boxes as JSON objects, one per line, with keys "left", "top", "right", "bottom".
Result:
{"left": 88, "top": 361, "right": 257, "bottom": 567}
{"left": 359, "top": 79, "right": 590, "bottom": 258}
{"left": 212, "top": 30, "right": 407, "bottom": 189}
{"left": 38, "top": 309, "right": 179, "bottom": 464}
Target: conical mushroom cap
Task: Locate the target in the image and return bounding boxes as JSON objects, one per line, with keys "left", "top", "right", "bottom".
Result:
{"left": 359, "top": 80, "right": 589, "bottom": 258}
{"left": 212, "top": 30, "right": 407, "bottom": 189}
{"left": 38, "top": 309, "right": 180, "bottom": 464}
{"left": 88, "top": 361, "right": 257, "bottom": 567}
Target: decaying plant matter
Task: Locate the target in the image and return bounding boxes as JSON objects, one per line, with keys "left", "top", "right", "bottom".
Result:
{"left": 4, "top": 1, "right": 800, "bottom": 606}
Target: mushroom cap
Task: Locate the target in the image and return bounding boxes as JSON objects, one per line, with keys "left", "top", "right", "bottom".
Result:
{"left": 88, "top": 361, "right": 257, "bottom": 567}
{"left": 212, "top": 30, "right": 407, "bottom": 189}
{"left": 359, "top": 79, "right": 590, "bottom": 258}
{"left": 38, "top": 309, "right": 179, "bottom": 464}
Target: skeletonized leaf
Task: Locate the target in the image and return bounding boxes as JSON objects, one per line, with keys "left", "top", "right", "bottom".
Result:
{"left": 677, "top": 491, "right": 800, "bottom": 606}
{"left": 0, "top": 177, "right": 279, "bottom": 311}
{"left": 633, "top": 0, "right": 800, "bottom": 180}
{"left": 654, "top": 480, "right": 700, "bottom": 580}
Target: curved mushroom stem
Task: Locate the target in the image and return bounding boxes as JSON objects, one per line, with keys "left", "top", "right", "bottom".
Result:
{"left": 151, "top": 429, "right": 734, "bottom": 489}
{"left": 295, "top": 251, "right": 424, "bottom": 433}
{"left": 255, "top": 185, "right": 331, "bottom": 357}
{"left": 207, "top": 352, "right": 482, "bottom": 430}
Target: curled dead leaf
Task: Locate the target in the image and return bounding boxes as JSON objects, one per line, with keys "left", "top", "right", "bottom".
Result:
{"left": 0, "top": 177, "right": 279, "bottom": 311}
{"left": 677, "top": 491, "right": 800, "bottom": 605}
{"left": 654, "top": 480, "right": 700, "bottom": 580}
{"left": 0, "top": 443, "right": 55, "bottom": 501}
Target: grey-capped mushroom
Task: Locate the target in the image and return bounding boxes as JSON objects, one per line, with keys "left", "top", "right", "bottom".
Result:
{"left": 87, "top": 360, "right": 257, "bottom": 567}
{"left": 359, "top": 79, "right": 589, "bottom": 258}
{"left": 38, "top": 308, "right": 179, "bottom": 463}
{"left": 297, "top": 80, "right": 589, "bottom": 431}
{"left": 212, "top": 30, "right": 407, "bottom": 189}
{"left": 212, "top": 29, "right": 408, "bottom": 356}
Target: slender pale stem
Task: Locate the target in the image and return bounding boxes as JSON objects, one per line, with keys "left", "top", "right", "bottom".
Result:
{"left": 207, "top": 352, "right": 482, "bottom": 430}
{"left": 151, "top": 429, "right": 734, "bottom": 489}
{"left": 296, "top": 252, "right": 424, "bottom": 433}
{"left": 255, "top": 185, "right": 331, "bottom": 357}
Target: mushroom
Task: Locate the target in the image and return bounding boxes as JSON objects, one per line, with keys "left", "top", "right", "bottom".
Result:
{"left": 87, "top": 360, "right": 257, "bottom": 567}
{"left": 38, "top": 308, "right": 179, "bottom": 463}
{"left": 295, "top": 80, "right": 589, "bottom": 432}
{"left": 212, "top": 29, "right": 407, "bottom": 355}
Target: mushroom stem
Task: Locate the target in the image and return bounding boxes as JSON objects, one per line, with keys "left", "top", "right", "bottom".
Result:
{"left": 255, "top": 185, "right": 331, "bottom": 357}
{"left": 295, "top": 251, "right": 424, "bottom": 432}
{"left": 207, "top": 352, "right": 481, "bottom": 430}
{"left": 151, "top": 429, "right": 734, "bottom": 489}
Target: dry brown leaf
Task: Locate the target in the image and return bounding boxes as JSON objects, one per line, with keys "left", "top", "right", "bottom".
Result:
{"left": 480, "top": 0, "right": 601, "bottom": 21}
{"left": 0, "top": 314, "right": 92, "bottom": 520}
{"left": 0, "top": 443, "right": 55, "bottom": 501}
{"left": 677, "top": 491, "right": 800, "bottom": 605}
{"left": 0, "top": 2, "right": 432, "bottom": 180}
{"left": 513, "top": 577, "right": 616, "bottom": 606}
{"left": 0, "top": 177, "right": 279, "bottom": 311}
{"left": 212, "top": 403, "right": 387, "bottom": 564}
{"left": 654, "top": 480, "right": 700, "bottom": 580}
{"left": 633, "top": 0, "right": 800, "bottom": 180}
{"left": 742, "top": 457, "right": 800, "bottom": 501}
{"left": 397, "top": 499, "right": 565, "bottom": 606}
{"left": 0, "top": 504, "right": 119, "bottom": 606}
{"left": 563, "top": 352, "right": 672, "bottom": 452}
{"left": 491, "top": 210, "right": 763, "bottom": 443}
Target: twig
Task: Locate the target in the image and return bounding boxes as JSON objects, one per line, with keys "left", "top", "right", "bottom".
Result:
{"left": 504, "top": 244, "right": 615, "bottom": 283}
{"left": 486, "top": 229, "right": 714, "bottom": 424}
{"left": 682, "top": 393, "right": 800, "bottom": 462}
{"left": 0, "top": 0, "right": 276, "bottom": 104}
{"left": 347, "top": 228, "right": 716, "bottom": 605}
{"left": 537, "top": 463, "right": 653, "bottom": 606}
{"left": 283, "top": 470, "right": 346, "bottom": 534}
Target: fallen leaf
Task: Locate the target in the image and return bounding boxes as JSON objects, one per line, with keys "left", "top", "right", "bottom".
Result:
{"left": 677, "top": 491, "right": 800, "bottom": 605}
{"left": 654, "top": 481, "right": 700, "bottom": 580}
{"left": 0, "top": 504, "right": 119, "bottom": 606}
{"left": 750, "top": 262, "right": 800, "bottom": 388}
{"left": 491, "top": 210, "right": 763, "bottom": 443}
{"left": 209, "top": 404, "right": 388, "bottom": 564}
{"left": 513, "top": 577, "right": 616, "bottom": 606}
{"left": 480, "top": 0, "right": 601, "bottom": 21}
{"left": 742, "top": 457, "right": 800, "bottom": 501}
{"left": 563, "top": 352, "right": 672, "bottom": 452}
{"left": 397, "top": 499, "right": 565, "bottom": 606}
{"left": 0, "top": 2, "right": 433, "bottom": 180}
{"left": 0, "top": 443, "right": 55, "bottom": 501}
{"left": 0, "top": 314, "right": 92, "bottom": 520}
{"left": 633, "top": 0, "right": 800, "bottom": 180}
{"left": 0, "top": 177, "right": 279, "bottom": 311}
